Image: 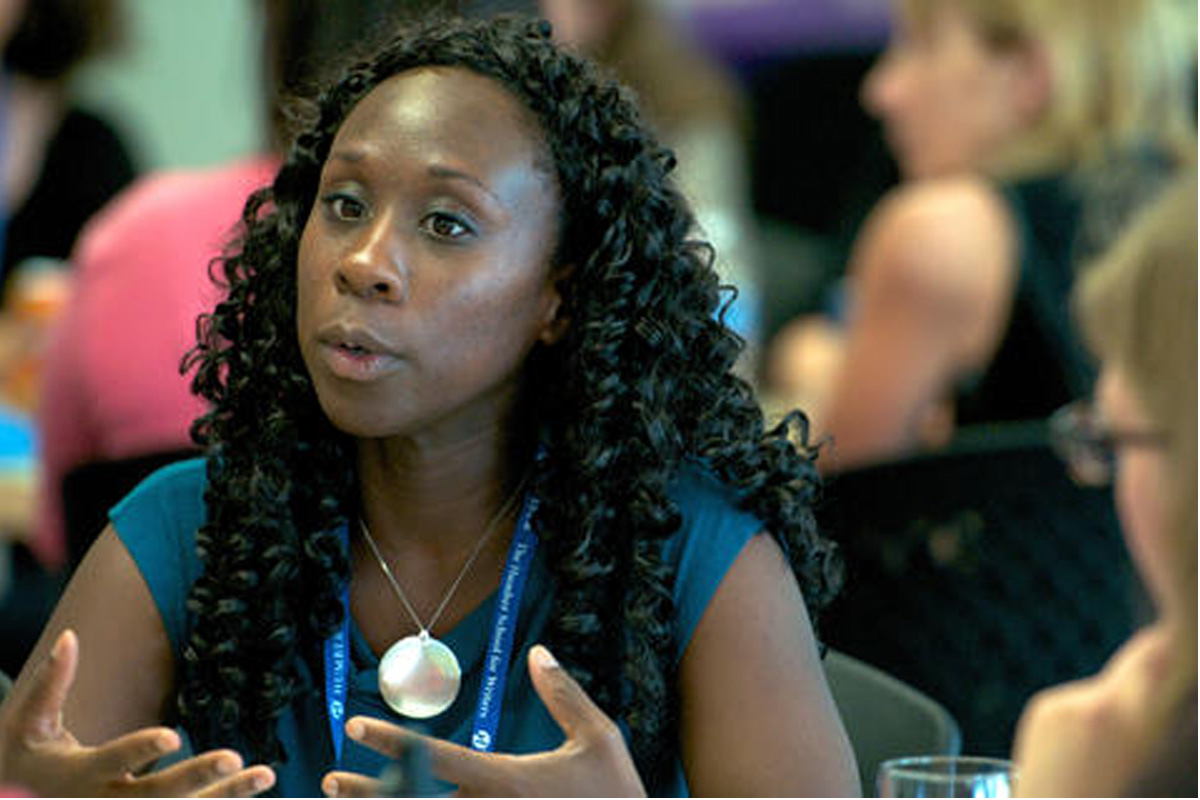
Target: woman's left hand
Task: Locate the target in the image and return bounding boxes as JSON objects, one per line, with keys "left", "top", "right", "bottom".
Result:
{"left": 322, "top": 645, "right": 646, "bottom": 797}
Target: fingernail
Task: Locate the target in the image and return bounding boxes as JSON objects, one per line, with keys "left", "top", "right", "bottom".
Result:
{"left": 324, "top": 777, "right": 340, "bottom": 797}
{"left": 532, "top": 645, "right": 558, "bottom": 669}
{"left": 345, "top": 719, "right": 364, "bottom": 739}
{"left": 216, "top": 755, "right": 239, "bottom": 776}
{"left": 51, "top": 631, "right": 69, "bottom": 662}
{"left": 254, "top": 772, "right": 275, "bottom": 792}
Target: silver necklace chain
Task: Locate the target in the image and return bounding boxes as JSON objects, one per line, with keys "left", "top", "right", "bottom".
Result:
{"left": 358, "top": 474, "right": 529, "bottom": 636}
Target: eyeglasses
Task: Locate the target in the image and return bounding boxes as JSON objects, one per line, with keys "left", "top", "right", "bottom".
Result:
{"left": 1048, "top": 400, "right": 1165, "bottom": 487}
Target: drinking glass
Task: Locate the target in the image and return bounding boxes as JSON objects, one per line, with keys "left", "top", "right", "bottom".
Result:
{"left": 876, "top": 755, "right": 1016, "bottom": 798}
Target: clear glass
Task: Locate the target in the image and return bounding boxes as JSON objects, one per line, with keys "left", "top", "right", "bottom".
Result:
{"left": 876, "top": 755, "right": 1015, "bottom": 798}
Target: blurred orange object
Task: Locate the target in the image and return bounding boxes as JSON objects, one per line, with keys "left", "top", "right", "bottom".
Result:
{"left": 0, "top": 258, "right": 72, "bottom": 412}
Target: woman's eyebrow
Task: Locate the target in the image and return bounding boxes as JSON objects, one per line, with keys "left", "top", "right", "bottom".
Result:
{"left": 427, "top": 164, "right": 501, "bottom": 205}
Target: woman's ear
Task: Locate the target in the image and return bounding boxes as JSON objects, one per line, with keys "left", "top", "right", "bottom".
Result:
{"left": 538, "top": 264, "right": 573, "bottom": 346}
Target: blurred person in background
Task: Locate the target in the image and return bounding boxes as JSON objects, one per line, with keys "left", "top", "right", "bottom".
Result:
{"left": 765, "top": 0, "right": 1195, "bottom": 471}
{"left": 1013, "top": 174, "right": 1196, "bottom": 797}
{"left": 0, "top": 0, "right": 135, "bottom": 410}
{"left": 0, "top": 0, "right": 134, "bottom": 680}
{"left": 0, "top": 0, "right": 134, "bottom": 296}
{"left": 540, "top": 0, "right": 762, "bottom": 368}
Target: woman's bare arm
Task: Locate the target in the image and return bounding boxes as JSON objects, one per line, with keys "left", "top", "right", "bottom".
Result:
{"left": 679, "top": 532, "right": 859, "bottom": 796}
{"left": 819, "top": 178, "right": 1017, "bottom": 471}
{"left": 13, "top": 527, "right": 175, "bottom": 741}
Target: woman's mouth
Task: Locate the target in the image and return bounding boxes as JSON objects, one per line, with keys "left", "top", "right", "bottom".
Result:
{"left": 314, "top": 325, "right": 402, "bottom": 382}
{"left": 319, "top": 341, "right": 399, "bottom": 381}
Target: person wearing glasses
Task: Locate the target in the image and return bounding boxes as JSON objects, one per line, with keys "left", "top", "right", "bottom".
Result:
{"left": 765, "top": 0, "right": 1194, "bottom": 472}
{"left": 1014, "top": 175, "right": 1196, "bottom": 796}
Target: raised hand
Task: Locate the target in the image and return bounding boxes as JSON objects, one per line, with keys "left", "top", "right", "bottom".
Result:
{"left": 323, "top": 644, "right": 646, "bottom": 797}
{"left": 0, "top": 629, "right": 276, "bottom": 797}
{"left": 1012, "top": 626, "right": 1173, "bottom": 797}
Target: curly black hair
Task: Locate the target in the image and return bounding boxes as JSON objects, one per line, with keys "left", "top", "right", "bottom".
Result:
{"left": 181, "top": 13, "right": 841, "bottom": 788}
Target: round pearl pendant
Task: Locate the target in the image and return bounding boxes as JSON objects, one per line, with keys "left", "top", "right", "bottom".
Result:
{"left": 378, "top": 632, "right": 462, "bottom": 718}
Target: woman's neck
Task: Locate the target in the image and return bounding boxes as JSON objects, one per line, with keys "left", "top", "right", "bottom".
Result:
{"left": 355, "top": 428, "right": 534, "bottom": 554}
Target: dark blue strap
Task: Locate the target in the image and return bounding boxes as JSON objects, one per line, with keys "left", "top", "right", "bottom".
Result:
{"left": 469, "top": 492, "right": 539, "bottom": 751}
{"left": 325, "top": 579, "right": 351, "bottom": 764}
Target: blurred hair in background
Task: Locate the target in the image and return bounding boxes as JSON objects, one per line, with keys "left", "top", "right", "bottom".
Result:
{"left": 5, "top": 0, "right": 124, "bottom": 80}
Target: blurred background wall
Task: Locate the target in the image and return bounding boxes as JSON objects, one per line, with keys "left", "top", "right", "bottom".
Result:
{"left": 74, "top": 0, "right": 261, "bottom": 170}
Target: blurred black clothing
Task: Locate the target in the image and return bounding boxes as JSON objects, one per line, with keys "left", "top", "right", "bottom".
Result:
{"left": 1, "top": 106, "right": 137, "bottom": 296}
{"left": 955, "top": 151, "right": 1176, "bottom": 425}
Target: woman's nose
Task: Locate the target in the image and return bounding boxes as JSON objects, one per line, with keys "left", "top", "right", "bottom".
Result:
{"left": 334, "top": 219, "right": 407, "bottom": 303}
{"left": 861, "top": 49, "right": 901, "bottom": 119}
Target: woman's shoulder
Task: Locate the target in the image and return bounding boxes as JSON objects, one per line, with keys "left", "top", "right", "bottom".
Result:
{"left": 852, "top": 176, "right": 1021, "bottom": 366}
{"left": 666, "top": 462, "right": 763, "bottom": 536}
{"left": 857, "top": 176, "right": 1017, "bottom": 297}
{"left": 109, "top": 457, "right": 208, "bottom": 569}
{"left": 109, "top": 457, "right": 209, "bottom": 652}
{"left": 113, "top": 457, "right": 208, "bottom": 510}
{"left": 663, "top": 462, "right": 764, "bottom": 661}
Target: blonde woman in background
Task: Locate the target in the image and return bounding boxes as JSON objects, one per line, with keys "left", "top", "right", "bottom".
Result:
{"left": 1013, "top": 175, "right": 1196, "bottom": 797}
{"left": 766, "top": 0, "right": 1195, "bottom": 471}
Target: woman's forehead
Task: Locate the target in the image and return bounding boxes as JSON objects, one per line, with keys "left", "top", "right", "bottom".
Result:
{"left": 332, "top": 67, "right": 550, "bottom": 166}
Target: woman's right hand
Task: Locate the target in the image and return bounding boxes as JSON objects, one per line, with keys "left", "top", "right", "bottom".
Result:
{"left": 0, "top": 629, "right": 276, "bottom": 797}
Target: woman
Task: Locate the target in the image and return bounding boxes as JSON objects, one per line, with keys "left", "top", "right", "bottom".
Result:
{"left": 766, "top": 0, "right": 1194, "bottom": 471}
{"left": 0, "top": 15, "right": 856, "bottom": 797}
{"left": 1013, "top": 175, "right": 1196, "bottom": 796}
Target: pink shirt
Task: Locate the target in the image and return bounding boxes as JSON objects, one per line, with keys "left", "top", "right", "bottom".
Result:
{"left": 33, "top": 156, "right": 279, "bottom": 567}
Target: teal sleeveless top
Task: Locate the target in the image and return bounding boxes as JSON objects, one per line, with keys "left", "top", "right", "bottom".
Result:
{"left": 111, "top": 459, "right": 762, "bottom": 797}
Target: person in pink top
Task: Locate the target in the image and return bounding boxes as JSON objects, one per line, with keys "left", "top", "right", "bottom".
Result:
{"left": 32, "top": 155, "right": 279, "bottom": 568}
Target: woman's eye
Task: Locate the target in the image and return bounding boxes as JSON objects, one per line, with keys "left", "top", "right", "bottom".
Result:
{"left": 324, "top": 194, "right": 366, "bottom": 221}
{"left": 423, "top": 212, "right": 472, "bottom": 240}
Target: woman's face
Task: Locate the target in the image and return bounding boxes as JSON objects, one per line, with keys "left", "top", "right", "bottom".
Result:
{"left": 296, "top": 66, "right": 564, "bottom": 445}
{"left": 862, "top": 3, "right": 1041, "bottom": 179}
{"left": 1098, "top": 366, "right": 1172, "bottom": 613}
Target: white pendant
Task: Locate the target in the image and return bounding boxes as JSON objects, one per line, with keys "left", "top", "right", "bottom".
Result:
{"left": 378, "top": 632, "right": 462, "bottom": 718}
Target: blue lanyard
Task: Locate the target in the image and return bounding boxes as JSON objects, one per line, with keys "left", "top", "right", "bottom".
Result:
{"left": 470, "top": 492, "right": 538, "bottom": 751}
{"left": 326, "top": 586, "right": 351, "bottom": 763}
{"left": 324, "top": 490, "right": 539, "bottom": 765}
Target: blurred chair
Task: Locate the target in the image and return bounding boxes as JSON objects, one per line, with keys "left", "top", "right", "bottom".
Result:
{"left": 818, "top": 421, "right": 1143, "bottom": 757}
{"left": 61, "top": 448, "right": 199, "bottom": 573}
{"left": 824, "top": 648, "right": 961, "bottom": 795}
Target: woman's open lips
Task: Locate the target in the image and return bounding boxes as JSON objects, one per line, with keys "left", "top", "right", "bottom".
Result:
{"left": 315, "top": 325, "right": 402, "bottom": 382}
